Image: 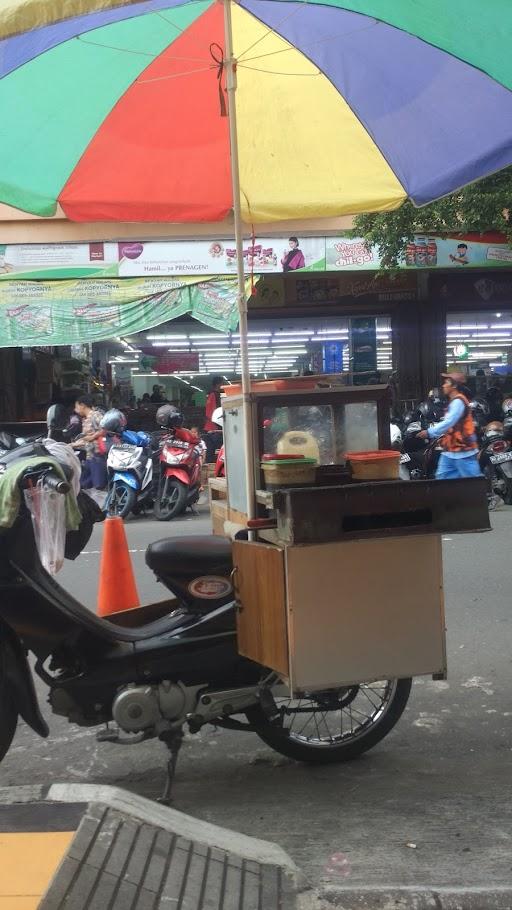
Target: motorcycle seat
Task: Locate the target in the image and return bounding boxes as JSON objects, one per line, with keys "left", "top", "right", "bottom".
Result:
{"left": 146, "top": 535, "right": 233, "bottom": 579}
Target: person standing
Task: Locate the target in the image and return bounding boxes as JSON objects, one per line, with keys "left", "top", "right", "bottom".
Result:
{"left": 71, "top": 394, "right": 107, "bottom": 493}
{"left": 419, "top": 372, "right": 481, "bottom": 479}
{"left": 150, "top": 384, "right": 165, "bottom": 403}
{"left": 204, "top": 376, "right": 223, "bottom": 463}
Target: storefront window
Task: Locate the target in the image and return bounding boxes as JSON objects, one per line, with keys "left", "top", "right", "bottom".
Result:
{"left": 447, "top": 311, "right": 512, "bottom": 385}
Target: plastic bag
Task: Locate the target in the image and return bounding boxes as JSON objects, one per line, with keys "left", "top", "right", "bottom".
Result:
{"left": 24, "top": 479, "right": 66, "bottom": 575}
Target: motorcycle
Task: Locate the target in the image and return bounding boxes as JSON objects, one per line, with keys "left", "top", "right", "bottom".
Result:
{"left": 478, "top": 418, "right": 512, "bottom": 507}
{"left": 400, "top": 411, "right": 441, "bottom": 481}
{"left": 101, "top": 409, "right": 166, "bottom": 519}
{"left": 105, "top": 430, "right": 157, "bottom": 518}
{"left": 154, "top": 405, "right": 203, "bottom": 522}
{"left": 0, "top": 458, "right": 412, "bottom": 799}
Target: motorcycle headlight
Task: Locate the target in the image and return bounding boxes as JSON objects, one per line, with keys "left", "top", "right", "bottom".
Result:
{"left": 165, "top": 451, "right": 187, "bottom": 464}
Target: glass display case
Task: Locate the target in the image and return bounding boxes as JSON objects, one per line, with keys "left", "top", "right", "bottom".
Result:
{"left": 222, "top": 383, "right": 391, "bottom": 514}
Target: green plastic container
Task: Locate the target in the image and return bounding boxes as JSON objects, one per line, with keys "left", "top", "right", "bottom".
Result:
{"left": 261, "top": 457, "right": 317, "bottom": 489}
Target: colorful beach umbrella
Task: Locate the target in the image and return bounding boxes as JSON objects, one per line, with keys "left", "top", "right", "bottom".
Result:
{"left": 2, "top": 0, "right": 512, "bottom": 518}
{"left": 1, "top": 0, "right": 512, "bottom": 224}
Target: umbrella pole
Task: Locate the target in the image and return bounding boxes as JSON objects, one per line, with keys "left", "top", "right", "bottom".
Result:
{"left": 223, "top": 0, "right": 256, "bottom": 524}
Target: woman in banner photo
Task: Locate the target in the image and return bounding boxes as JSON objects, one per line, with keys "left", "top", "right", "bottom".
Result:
{"left": 281, "top": 237, "right": 306, "bottom": 272}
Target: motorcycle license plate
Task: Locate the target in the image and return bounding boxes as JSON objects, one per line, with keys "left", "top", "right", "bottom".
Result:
{"left": 168, "top": 440, "right": 188, "bottom": 450}
{"left": 114, "top": 444, "right": 138, "bottom": 453}
{"left": 490, "top": 451, "right": 512, "bottom": 465}
{"left": 400, "top": 453, "right": 411, "bottom": 463}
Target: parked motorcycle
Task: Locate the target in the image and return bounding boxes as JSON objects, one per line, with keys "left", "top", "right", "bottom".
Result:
{"left": 400, "top": 417, "right": 441, "bottom": 480}
{"left": 102, "top": 409, "right": 158, "bottom": 518}
{"left": 478, "top": 419, "right": 512, "bottom": 507}
{"left": 0, "top": 456, "right": 412, "bottom": 797}
{"left": 154, "top": 405, "right": 203, "bottom": 521}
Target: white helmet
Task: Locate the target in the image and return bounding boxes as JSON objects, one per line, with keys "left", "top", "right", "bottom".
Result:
{"left": 390, "top": 423, "right": 402, "bottom": 449}
{"left": 211, "top": 407, "right": 223, "bottom": 428}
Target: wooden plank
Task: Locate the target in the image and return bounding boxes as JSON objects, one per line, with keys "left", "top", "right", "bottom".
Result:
{"left": 285, "top": 534, "right": 446, "bottom": 691}
{"left": 210, "top": 500, "right": 228, "bottom": 537}
{"left": 208, "top": 476, "right": 228, "bottom": 501}
{"left": 233, "top": 541, "right": 288, "bottom": 676}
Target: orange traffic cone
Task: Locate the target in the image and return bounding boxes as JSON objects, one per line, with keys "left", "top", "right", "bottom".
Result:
{"left": 97, "top": 515, "right": 140, "bottom": 617}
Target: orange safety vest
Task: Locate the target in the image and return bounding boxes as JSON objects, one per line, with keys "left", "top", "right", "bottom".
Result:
{"left": 442, "top": 393, "right": 478, "bottom": 452}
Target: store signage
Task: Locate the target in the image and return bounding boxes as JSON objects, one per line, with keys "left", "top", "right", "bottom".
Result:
{"left": 1, "top": 233, "right": 510, "bottom": 282}
{"left": 323, "top": 341, "right": 345, "bottom": 373}
{"left": 351, "top": 317, "right": 377, "bottom": 380}
{"left": 156, "top": 353, "right": 199, "bottom": 373}
{"left": 289, "top": 273, "right": 417, "bottom": 306}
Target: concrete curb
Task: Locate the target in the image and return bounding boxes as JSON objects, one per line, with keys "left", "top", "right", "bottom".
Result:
{"left": 47, "top": 782, "right": 299, "bottom": 874}
{"left": 319, "top": 886, "right": 512, "bottom": 909}
{"left": 0, "top": 782, "right": 304, "bottom": 909}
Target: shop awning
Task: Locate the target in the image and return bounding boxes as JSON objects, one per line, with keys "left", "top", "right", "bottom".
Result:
{"left": 0, "top": 275, "right": 244, "bottom": 347}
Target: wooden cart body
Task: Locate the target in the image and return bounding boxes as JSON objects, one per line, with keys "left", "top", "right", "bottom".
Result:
{"left": 213, "top": 381, "right": 490, "bottom": 693}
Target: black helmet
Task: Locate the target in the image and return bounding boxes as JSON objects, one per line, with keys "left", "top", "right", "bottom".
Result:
{"left": 156, "top": 404, "right": 184, "bottom": 429}
{"left": 100, "top": 408, "right": 127, "bottom": 433}
{"left": 470, "top": 398, "right": 490, "bottom": 423}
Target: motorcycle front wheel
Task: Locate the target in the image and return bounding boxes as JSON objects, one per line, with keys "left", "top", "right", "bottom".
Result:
{"left": 247, "top": 677, "right": 412, "bottom": 763}
{"left": 106, "top": 482, "right": 137, "bottom": 519}
{"left": 154, "top": 478, "right": 188, "bottom": 521}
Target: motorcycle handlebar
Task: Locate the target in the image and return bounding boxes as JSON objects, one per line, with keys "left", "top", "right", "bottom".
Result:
{"left": 44, "top": 474, "right": 70, "bottom": 495}
{"left": 21, "top": 469, "right": 70, "bottom": 495}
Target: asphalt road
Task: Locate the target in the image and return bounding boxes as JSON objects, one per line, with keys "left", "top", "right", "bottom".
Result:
{"left": 1, "top": 502, "right": 512, "bottom": 901}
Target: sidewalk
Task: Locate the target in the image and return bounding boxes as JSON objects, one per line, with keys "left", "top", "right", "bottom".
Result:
{"left": 0, "top": 784, "right": 301, "bottom": 910}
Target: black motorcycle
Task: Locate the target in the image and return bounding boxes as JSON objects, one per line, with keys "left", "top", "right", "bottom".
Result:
{"left": 478, "top": 420, "right": 512, "bottom": 507}
{"left": 400, "top": 416, "right": 441, "bottom": 481}
{"left": 0, "top": 461, "right": 411, "bottom": 798}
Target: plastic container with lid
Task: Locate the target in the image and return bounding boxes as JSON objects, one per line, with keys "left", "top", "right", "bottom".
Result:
{"left": 345, "top": 450, "right": 400, "bottom": 481}
{"left": 261, "top": 456, "right": 317, "bottom": 489}
{"left": 222, "top": 377, "right": 322, "bottom": 396}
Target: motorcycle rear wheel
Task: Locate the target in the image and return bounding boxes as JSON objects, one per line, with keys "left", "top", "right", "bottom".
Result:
{"left": 0, "top": 689, "right": 17, "bottom": 762}
{"left": 247, "top": 677, "right": 411, "bottom": 763}
{"left": 106, "top": 482, "right": 136, "bottom": 519}
{"left": 155, "top": 478, "right": 188, "bottom": 521}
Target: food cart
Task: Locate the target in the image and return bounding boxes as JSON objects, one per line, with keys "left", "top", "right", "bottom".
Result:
{"left": 210, "top": 377, "right": 489, "bottom": 694}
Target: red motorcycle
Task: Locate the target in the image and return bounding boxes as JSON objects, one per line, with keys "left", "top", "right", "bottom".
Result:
{"left": 214, "top": 443, "right": 225, "bottom": 478}
{"left": 154, "top": 406, "right": 204, "bottom": 521}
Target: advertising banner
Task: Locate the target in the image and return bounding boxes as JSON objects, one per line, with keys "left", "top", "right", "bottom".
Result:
{"left": 118, "top": 237, "right": 325, "bottom": 276}
{"left": 326, "top": 232, "right": 512, "bottom": 271}
{"left": 0, "top": 233, "right": 510, "bottom": 282}
{"left": 0, "top": 276, "right": 243, "bottom": 347}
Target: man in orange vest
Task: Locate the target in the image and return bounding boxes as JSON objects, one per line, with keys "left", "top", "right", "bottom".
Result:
{"left": 418, "top": 371, "right": 481, "bottom": 479}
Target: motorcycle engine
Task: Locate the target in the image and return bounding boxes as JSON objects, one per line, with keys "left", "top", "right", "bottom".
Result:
{"left": 112, "top": 680, "right": 202, "bottom": 733}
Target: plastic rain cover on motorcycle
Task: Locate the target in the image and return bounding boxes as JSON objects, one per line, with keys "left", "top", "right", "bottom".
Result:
{"left": 24, "top": 480, "right": 66, "bottom": 575}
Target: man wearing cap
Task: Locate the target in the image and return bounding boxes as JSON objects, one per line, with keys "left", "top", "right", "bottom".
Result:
{"left": 418, "top": 372, "right": 481, "bottom": 479}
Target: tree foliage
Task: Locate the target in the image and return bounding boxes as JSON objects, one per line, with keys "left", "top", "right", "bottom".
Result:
{"left": 352, "top": 167, "right": 512, "bottom": 269}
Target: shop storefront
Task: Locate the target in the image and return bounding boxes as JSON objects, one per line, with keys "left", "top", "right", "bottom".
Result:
{"left": 1, "top": 234, "right": 512, "bottom": 420}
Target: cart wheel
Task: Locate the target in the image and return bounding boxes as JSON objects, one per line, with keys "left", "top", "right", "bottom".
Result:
{"left": 247, "top": 677, "right": 412, "bottom": 763}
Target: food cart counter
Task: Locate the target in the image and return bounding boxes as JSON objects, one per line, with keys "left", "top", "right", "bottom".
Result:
{"left": 217, "top": 380, "right": 490, "bottom": 695}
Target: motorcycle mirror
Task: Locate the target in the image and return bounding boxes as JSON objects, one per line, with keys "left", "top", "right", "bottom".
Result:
{"left": 47, "top": 404, "right": 68, "bottom": 431}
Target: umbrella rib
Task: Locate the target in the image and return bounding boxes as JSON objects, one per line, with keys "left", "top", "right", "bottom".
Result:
{"left": 136, "top": 64, "right": 215, "bottom": 83}
{"left": 241, "top": 20, "right": 378, "bottom": 65}
{"left": 236, "top": 0, "right": 307, "bottom": 61}
{"left": 239, "top": 62, "right": 321, "bottom": 76}
{"left": 76, "top": 35, "right": 158, "bottom": 56}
